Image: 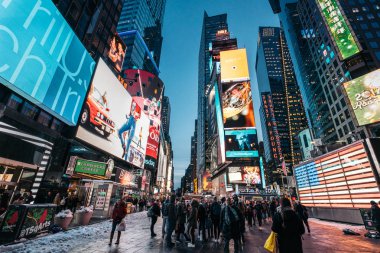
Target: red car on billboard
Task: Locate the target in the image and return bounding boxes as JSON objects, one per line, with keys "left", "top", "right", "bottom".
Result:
{"left": 80, "top": 87, "right": 115, "bottom": 138}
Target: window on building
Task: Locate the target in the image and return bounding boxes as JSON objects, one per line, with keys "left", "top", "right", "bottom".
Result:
{"left": 21, "top": 102, "right": 38, "bottom": 119}
{"left": 352, "top": 8, "right": 359, "bottom": 13}
{"left": 7, "top": 94, "right": 23, "bottom": 110}
{"left": 334, "top": 117, "right": 340, "bottom": 126}
{"left": 338, "top": 128, "right": 343, "bottom": 137}
{"left": 51, "top": 119, "right": 63, "bottom": 132}
{"left": 361, "top": 24, "right": 368, "bottom": 29}
{"left": 375, "top": 51, "right": 380, "bottom": 61}
{"left": 365, "top": 32, "right": 374, "bottom": 39}
{"left": 349, "top": 121, "right": 355, "bottom": 131}
{"left": 356, "top": 16, "right": 363, "bottom": 21}
{"left": 370, "top": 41, "right": 379, "bottom": 49}
{"left": 372, "top": 22, "right": 380, "bottom": 28}
{"left": 37, "top": 111, "right": 52, "bottom": 127}
{"left": 367, "top": 14, "right": 375, "bottom": 19}
{"left": 362, "top": 6, "right": 369, "bottom": 12}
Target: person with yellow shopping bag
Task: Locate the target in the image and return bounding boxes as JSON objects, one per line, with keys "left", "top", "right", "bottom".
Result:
{"left": 271, "top": 197, "right": 304, "bottom": 253}
{"left": 264, "top": 231, "right": 277, "bottom": 253}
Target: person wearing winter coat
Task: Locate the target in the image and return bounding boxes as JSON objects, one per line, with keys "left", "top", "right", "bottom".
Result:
{"left": 109, "top": 198, "right": 127, "bottom": 245}
{"left": 210, "top": 197, "right": 221, "bottom": 241}
{"left": 220, "top": 198, "right": 242, "bottom": 253}
{"left": 187, "top": 199, "right": 198, "bottom": 247}
{"left": 175, "top": 197, "right": 190, "bottom": 243}
{"left": 272, "top": 197, "right": 305, "bottom": 253}
{"left": 371, "top": 200, "right": 380, "bottom": 232}
{"left": 295, "top": 201, "right": 311, "bottom": 233}
{"left": 150, "top": 199, "right": 161, "bottom": 237}
{"left": 237, "top": 202, "right": 246, "bottom": 244}
{"left": 197, "top": 197, "right": 207, "bottom": 241}
{"left": 165, "top": 195, "right": 177, "bottom": 247}
{"left": 254, "top": 200, "right": 264, "bottom": 229}
{"left": 245, "top": 202, "right": 254, "bottom": 229}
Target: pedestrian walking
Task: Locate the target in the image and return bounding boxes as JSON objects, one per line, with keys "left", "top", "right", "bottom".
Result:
{"left": 220, "top": 197, "right": 242, "bottom": 253}
{"left": 187, "top": 199, "right": 198, "bottom": 248}
{"left": 149, "top": 199, "right": 161, "bottom": 237}
{"left": 175, "top": 197, "right": 190, "bottom": 243}
{"left": 161, "top": 197, "right": 169, "bottom": 238}
{"left": 237, "top": 202, "right": 246, "bottom": 244}
{"left": 272, "top": 197, "right": 305, "bottom": 253}
{"left": 210, "top": 197, "right": 221, "bottom": 242}
{"left": 245, "top": 202, "right": 253, "bottom": 229}
{"left": 198, "top": 197, "right": 207, "bottom": 241}
{"left": 109, "top": 198, "right": 127, "bottom": 245}
{"left": 295, "top": 201, "right": 311, "bottom": 233}
{"left": 255, "top": 200, "right": 264, "bottom": 230}
{"left": 269, "top": 199, "right": 277, "bottom": 220}
{"left": 165, "top": 195, "right": 177, "bottom": 247}
{"left": 370, "top": 200, "right": 380, "bottom": 233}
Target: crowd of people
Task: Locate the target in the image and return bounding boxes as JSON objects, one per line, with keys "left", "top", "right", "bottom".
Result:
{"left": 110, "top": 194, "right": 311, "bottom": 253}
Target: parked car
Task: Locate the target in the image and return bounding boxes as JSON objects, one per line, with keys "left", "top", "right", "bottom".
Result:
{"left": 80, "top": 87, "right": 115, "bottom": 138}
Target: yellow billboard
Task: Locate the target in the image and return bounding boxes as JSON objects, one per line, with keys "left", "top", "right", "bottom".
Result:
{"left": 220, "top": 49, "right": 250, "bottom": 83}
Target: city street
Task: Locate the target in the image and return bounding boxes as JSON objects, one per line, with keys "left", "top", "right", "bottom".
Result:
{"left": 1, "top": 211, "right": 379, "bottom": 253}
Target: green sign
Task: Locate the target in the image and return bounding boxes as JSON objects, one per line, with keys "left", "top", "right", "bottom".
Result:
{"left": 342, "top": 69, "right": 380, "bottom": 126}
{"left": 317, "top": 0, "right": 360, "bottom": 60}
{"left": 74, "top": 159, "right": 107, "bottom": 177}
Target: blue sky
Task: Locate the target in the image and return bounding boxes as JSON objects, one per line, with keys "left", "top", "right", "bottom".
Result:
{"left": 159, "top": 0, "right": 280, "bottom": 189}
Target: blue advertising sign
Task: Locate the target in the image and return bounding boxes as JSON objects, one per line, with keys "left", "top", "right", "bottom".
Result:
{"left": 0, "top": 0, "right": 95, "bottom": 125}
{"left": 225, "top": 129, "right": 259, "bottom": 158}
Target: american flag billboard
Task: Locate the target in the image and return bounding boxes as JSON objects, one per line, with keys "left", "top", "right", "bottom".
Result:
{"left": 294, "top": 141, "right": 380, "bottom": 209}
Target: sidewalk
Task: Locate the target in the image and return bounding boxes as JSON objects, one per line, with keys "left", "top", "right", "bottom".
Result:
{"left": 1, "top": 212, "right": 380, "bottom": 253}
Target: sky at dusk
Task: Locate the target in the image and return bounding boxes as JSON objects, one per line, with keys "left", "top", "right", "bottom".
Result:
{"left": 159, "top": 0, "right": 280, "bottom": 189}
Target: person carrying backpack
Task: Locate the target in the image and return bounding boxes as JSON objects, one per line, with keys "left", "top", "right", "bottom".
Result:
{"left": 220, "top": 197, "right": 243, "bottom": 253}
{"left": 210, "top": 197, "right": 221, "bottom": 242}
{"left": 272, "top": 197, "right": 305, "bottom": 253}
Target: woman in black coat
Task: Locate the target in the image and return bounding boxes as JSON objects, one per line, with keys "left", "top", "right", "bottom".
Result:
{"left": 272, "top": 198, "right": 305, "bottom": 253}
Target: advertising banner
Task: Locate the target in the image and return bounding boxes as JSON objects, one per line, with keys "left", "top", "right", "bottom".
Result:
{"left": 220, "top": 49, "right": 250, "bottom": 83}
{"left": 108, "top": 34, "right": 126, "bottom": 73}
{"left": 317, "top": 0, "right": 360, "bottom": 60}
{"left": 76, "top": 59, "right": 150, "bottom": 168}
{"left": 123, "top": 69, "right": 164, "bottom": 167}
{"left": 19, "top": 206, "right": 55, "bottom": 238}
{"left": 115, "top": 168, "right": 141, "bottom": 188}
{"left": 228, "top": 166, "right": 261, "bottom": 185}
{"left": 0, "top": 1, "right": 95, "bottom": 125}
{"left": 73, "top": 158, "right": 113, "bottom": 179}
{"left": 202, "top": 171, "right": 212, "bottom": 191}
{"left": 225, "top": 129, "right": 259, "bottom": 158}
{"left": 342, "top": 69, "right": 380, "bottom": 126}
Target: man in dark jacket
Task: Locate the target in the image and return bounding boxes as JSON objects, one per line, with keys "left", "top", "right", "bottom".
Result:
{"left": 210, "top": 197, "right": 221, "bottom": 242}
{"left": 175, "top": 197, "right": 189, "bottom": 243}
{"left": 220, "top": 197, "right": 242, "bottom": 253}
{"left": 166, "top": 195, "right": 177, "bottom": 247}
{"left": 197, "top": 197, "right": 207, "bottom": 241}
{"left": 150, "top": 199, "right": 161, "bottom": 237}
{"left": 161, "top": 197, "right": 169, "bottom": 238}
{"left": 295, "top": 201, "right": 310, "bottom": 233}
{"left": 371, "top": 200, "right": 380, "bottom": 232}
{"left": 272, "top": 197, "right": 305, "bottom": 253}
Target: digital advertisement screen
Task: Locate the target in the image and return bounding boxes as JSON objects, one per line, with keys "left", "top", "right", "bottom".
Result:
{"left": 294, "top": 141, "right": 380, "bottom": 209}
{"left": 76, "top": 59, "right": 150, "bottom": 168}
{"left": 342, "top": 69, "right": 380, "bottom": 126}
{"left": 115, "top": 168, "right": 141, "bottom": 188}
{"left": 221, "top": 81, "right": 256, "bottom": 129}
{"left": 225, "top": 129, "right": 259, "bottom": 158}
{"left": 220, "top": 49, "right": 250, "bottom": 83}
{"left": 108, "top": 34, "right": 126, "bottom": 73}
{"left": 317, "top": 0, "right": 360, "bottom": 60}
{"left": 228, "top": 166, "right": 261, "bottom": 185}
{"left": 0, "top": 1, "right": 95, "bottom": 125}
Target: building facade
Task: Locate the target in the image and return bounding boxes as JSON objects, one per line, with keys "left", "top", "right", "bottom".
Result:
{"left": 161, "top": 96, "right": 171, "bottom": 135}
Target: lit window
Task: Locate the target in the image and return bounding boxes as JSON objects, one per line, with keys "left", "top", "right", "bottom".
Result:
{"left": 352, "top": 8, "right": 359, "bottom": 13}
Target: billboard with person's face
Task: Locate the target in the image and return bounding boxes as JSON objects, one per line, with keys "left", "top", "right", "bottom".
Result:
{"left": 342, "top": 69, "right": 380, "bottom": 126}
{"left": 123, "top": 69, "right": 164, "bottom": 169}
{"left": 76, "top": 59, "right": 150, "bottom": 168}
{"left": 0, "top": 0, "right": 95, "bottom": 125}
{"left": 108, "top": 34, "right": 126, "bottom": 73}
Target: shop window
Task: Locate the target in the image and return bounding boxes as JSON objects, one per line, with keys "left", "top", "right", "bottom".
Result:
{"left": 21, "top": 102, "right": 38, "bottom": 119}
{"left": 37, "top": 111, "right": 52, "bottom": 127}
{"left": 51, "top": 119, "right": 63, "bottom": 132}
{"left": 7, "top": 94, "right": 23, "bottom": 110}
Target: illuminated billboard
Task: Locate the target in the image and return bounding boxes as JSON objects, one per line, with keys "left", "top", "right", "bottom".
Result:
{"left": 108, "top": 34, "right": 126, "bottom": 73}
{"left": 342, "top": 69, "right": 380, "bottom": 126}
{"left": 123, "top": 69, "right": 164, "bottom": 169}
{"left": 221, "top": 81, "right": 256, "bottom": 129}
{"left": 115, "top": 168, "right": 141, "bottom": 188}
{"left": 0, "top": 1, "right": 95, "bottom": 125}
{"left": 225, "top": 129, "right": 259, "bottom": 158}
{"left": 76, "top": 59, "right": 150, "bottom": 169}
{"left": 317, "top": 0, "right": 360, "bottom": 60}
{"left": 228, "top": 166, "right": 261, "bottom": 185}
{"left": 294, "top": 141, "right": 380, "bottom": 209}
{"left": 220, "top": 49, "right": 250, "bottom": 83}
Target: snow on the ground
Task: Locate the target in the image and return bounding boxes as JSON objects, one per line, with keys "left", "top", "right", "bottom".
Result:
{"left": 0, "top": 211, "right": 148, "bottom": 253}
{"left": 309, "top": 218, "right": 366, "bottom": 232}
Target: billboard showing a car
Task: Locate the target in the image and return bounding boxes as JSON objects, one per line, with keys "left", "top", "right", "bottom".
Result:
{"left": 76, "top": 59, "right": 150, "bottom": 169}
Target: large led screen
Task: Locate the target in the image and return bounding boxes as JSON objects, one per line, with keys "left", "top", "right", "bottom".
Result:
{"left": 221, "top": 81, "right": 256, "bottom": 129}
{"left": 228, "top": 166, "right": 261, "bottom": 185}
{"left": 220, "top": 49, "right": 250, "bottom": 83}
{"left": 294, "top": 141, "right": 380, "bottom": 209}
{"left": 317, "top": 0, "right": 360, "bottom": 60}
{"left": 108, "top": 34, "right": 126, "bottom": 73}
{"left": 76, "top": 59, "right": 149, "bottom": 168}
{"left": 123, "top": 69, "right": 164, "bottom": 169}
{"left": 342, "top": 69, "right": 380, "bottom": 126}
{"left": 0, "top": 1, "right": 95, "bottom": 125}
{"left": 225, "top": 129, "right": 259, "bottom": 158}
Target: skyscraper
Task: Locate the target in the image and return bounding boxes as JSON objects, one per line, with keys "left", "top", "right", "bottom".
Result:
{"left": 256, "top": 27, "right": 308, "bottom": 176}
{"left": 117, "top": 0, "right": 166, "bottom": 75}
{"left": 270, "top": 0, "right": 380, "bottom": 144}
{"left": 161, "top": 96, "right": 171, "bottom": 135}
{"left": 197, "top": 12, "right": 228, "bottom": 176}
